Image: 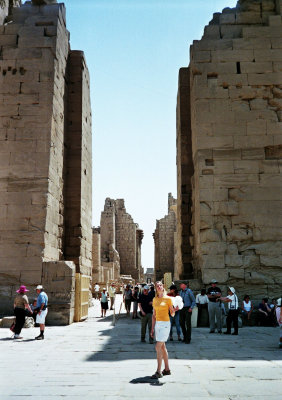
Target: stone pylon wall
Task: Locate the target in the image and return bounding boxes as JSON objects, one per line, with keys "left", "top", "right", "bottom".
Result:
{"left": 98, "top": 198, "right": 143, "bottom": 281}
{"left": 179, "top": 0, "right": 282, "bottom": 300}
{"left": 115, "top": 199, "right": 138, "bottom": 279}
{"left": 175, "top": 69, "right": 194, "bottom": 280}
{"left": 0, "top": 1, "right": 92, "bottom": 323}
{"left": 154, "top": 194, "right": 177, "bottom": 281}
{"left": 92, "top": 228, "right": 101, "bottom": 284}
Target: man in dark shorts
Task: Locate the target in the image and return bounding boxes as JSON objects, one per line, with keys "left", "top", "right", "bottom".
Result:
{"left": 207, "top": 279, "right": 222, "bottom": 333}
{"left": 138, "top": 285, "right": 154, "bottom": 343}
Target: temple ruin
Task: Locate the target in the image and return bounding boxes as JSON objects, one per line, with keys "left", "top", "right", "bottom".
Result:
{"left": 176, "top": 0, "right": 282, "bottom": 300}
{"left": 153, "top": 193, "right": 177, "bottom": 282}
{"left": 92, "top": 198, "right": 144, "bottom": 285}
{"left": 0, "top": 0, "right": 92, "bottom": 324}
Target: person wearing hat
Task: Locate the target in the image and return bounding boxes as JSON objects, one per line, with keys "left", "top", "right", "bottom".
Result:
{"left": 217, "top": 287, "right": 239, "bottom": 335}
{"left": 13, "top": 285, "right": 33, "bottom": 339}
{"left": 138, "top": 285, "right": 154, "bottom": 343}
{"left": 207, "top": 279, "right": 222, "bottom": 333}
{"left": 100, "top": 288, "right": 109, "bottom": 317}
{"left": 35, "top": 285, "right": 48, "bottom": 340}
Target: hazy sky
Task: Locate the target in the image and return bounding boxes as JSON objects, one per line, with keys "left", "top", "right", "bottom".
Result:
{"left": 64, "top": 0, "right": 237, "bottom": 271}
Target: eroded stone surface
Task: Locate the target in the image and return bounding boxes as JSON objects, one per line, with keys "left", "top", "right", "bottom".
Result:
{"left": 154, "top": 193, "right": 177, "bottom": 281}
{"left": 0, "top": 1, "right": 92, "bottom": 324}
{"left": 93, "top": 198, "right": 143, "bottom": 284}
{"left": 177, "top": 0, "right": 282, "bottom": 300}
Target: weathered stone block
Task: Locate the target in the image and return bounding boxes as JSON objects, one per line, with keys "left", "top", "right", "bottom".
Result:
{"left": 200, "top": 229, "right": 222, "bottom": 243}
{"left": 201, "top": 242, "right": 227, "bottom": 255}
{"left": 233, "top": 37, "right": 271, "bottom": 50}
{"left": 214, "top": 174, "right": 259, "bottom": 187}
{"left": 227, "top": 228, "right": 252, "bottom": 241}
{"left": 225, "top": 255, "right": 243, "bottom": 267}
{"left": 202, "top": 268, "right": 228, "bottom": 284}
{"left": 213, "top": 201, "right": 239, "bottom": 216}
{"left": 234, "top": 160, "right": 260, "bottom": 174}
{"left": 260, "top": 255, "right": 282, "bottom": 267}
{"left": 227, "top": 268, "right": 244, "bottom": 279}
{"left": 211, "top": 49, "right": 254, "bottom": 63}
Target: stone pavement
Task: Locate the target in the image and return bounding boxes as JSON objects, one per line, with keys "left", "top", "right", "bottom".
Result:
{"left": 0, "top": 294, "right": 281, "bottom": 400}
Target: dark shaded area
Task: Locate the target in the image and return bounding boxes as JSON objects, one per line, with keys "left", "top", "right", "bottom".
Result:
{"left": 84, "top": 315, "right": 281, "bottom": 362}
{"left": 130, "top": 376, "right": 165, "bottom": 386}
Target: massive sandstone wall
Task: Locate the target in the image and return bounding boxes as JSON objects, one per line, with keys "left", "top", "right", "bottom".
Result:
{"left": 95, "top": 198, "right": 142, "bottom": 282}
{"left": 178, "top": 0, "right": 282, "bottom": 300}
{"left": 154, "top": 194, "right": 177, "bottom": 281}
{"left": 0, "top": 1, "right": 92, "bottom": 323}
{"left": 175, "top": 68, "right": 194, "bottom": 280}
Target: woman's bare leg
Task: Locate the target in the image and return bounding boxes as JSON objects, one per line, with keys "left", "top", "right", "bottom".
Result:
{"left": 155, "top": 342, "right": 163, "bottom": 372}
{"left": 162, "top": 343, "right": 170, "bottom": 371}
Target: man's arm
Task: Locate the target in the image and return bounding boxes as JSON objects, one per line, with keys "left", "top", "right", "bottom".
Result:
{"left": 217, "top": 296, "right": 231, "bottom": 303}
{"left": 189, "top": 290, "right": 196, "bottom": 309}
{"left": 138, "top": 301, "right": 145, "bottom": 315}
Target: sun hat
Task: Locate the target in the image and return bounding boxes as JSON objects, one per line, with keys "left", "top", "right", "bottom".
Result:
{"left": 143, "top": 285, "right": 150, "bottom": 290}
{"left": 228, "top": 287, "right": 235, "bottom": 294}
{"left": 36, "top": 285, "right": 43, "bottom": 290}
{"left": 210, "top": 279, "right": 218, "bottom": 284}
{"left": 16, "top": 285, "right": 29, "bottom": 293}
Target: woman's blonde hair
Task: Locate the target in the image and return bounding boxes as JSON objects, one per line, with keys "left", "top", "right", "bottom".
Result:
{"left": 155, "top": 281, "right": 167, "bottom": 297}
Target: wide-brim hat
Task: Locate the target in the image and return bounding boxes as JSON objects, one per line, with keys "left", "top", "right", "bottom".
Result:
{"left": 16, "top": 285, "right": 29, "bottom": 293}
{"left": 228, "top": 286, "right": 235, "bottom": 294}
{"left": 36, "top": 285, "right": 43, "bottom": 290}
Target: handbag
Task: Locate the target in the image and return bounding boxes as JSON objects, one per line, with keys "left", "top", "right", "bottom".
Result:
{"left": 10, "top": 322, "right": 15, "bottom": 333}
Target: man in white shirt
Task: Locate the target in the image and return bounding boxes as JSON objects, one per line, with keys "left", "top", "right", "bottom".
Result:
{"left": 217, "top": 287, "right": 239, "bottom": 335}
{"left": 94, "top": 283, "right": 100, "bottom": 299}
{"left": 196, "top": 289, "right": 209, "bottom": 327}
{"left": 108, "top": 283, "right": 116, "bottom": 310}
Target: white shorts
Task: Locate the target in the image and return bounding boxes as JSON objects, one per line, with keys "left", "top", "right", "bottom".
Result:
{"left": 155, "top": 321, "right": 170, "bottom": 342}
{"left": 36, "top": 309, "right": 48, "bottom": 324}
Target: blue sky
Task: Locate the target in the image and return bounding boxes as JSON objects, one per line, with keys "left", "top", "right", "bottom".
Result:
{"left": 64, "top": 0, "right": 237, "bottom": 271}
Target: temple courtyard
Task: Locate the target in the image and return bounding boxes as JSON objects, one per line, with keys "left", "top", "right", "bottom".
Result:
{"left": 0, "top": 294, "right": 281, "bottom": 400}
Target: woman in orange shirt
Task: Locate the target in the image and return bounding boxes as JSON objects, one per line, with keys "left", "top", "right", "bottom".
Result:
{"left": 150, "top": 281, "right": 175, "bottom": 379}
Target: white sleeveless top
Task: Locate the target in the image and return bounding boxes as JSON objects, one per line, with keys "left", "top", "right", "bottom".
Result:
{"left": 243, "top": 300, "right": 252, "bottom": 312}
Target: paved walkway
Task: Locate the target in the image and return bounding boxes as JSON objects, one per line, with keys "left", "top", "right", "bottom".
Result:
{"left": 0, "top": 295, "right": 281, "bottom": 399}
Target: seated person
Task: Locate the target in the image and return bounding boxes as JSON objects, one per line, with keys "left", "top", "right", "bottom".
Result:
{"left": 258, "top": 298, "right": 272, "bottom": 326}
{"left": 241, "top": 295, "right": 253, "bottom": 323}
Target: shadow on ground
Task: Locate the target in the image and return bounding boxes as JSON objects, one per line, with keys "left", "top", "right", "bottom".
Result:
{"left": 85, "top": 311, "right": 281, "bottom": 362}
{"left": 130, "top": 376, "right": 165, "bottom": 386}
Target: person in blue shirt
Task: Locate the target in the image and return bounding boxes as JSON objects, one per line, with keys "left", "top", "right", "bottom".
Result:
{"left": 35, "top": 285, "right": 48, "bottom": 340}
{"left": 179, "top": 282, "right": 196, "bottom": 344}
